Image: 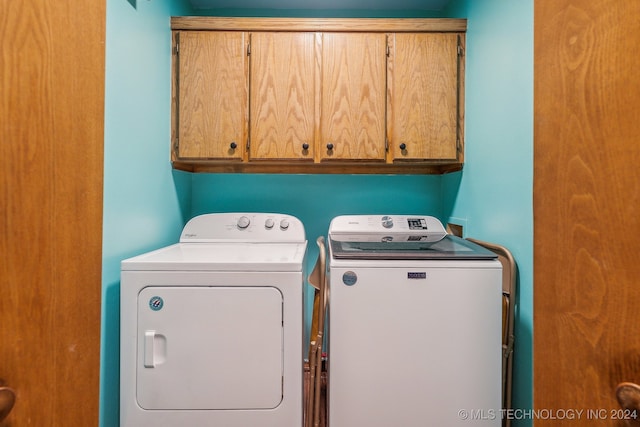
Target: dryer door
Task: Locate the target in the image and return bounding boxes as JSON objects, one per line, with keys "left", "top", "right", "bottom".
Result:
{"left": 136, "top": 286, "right": 283, "bottom": 410}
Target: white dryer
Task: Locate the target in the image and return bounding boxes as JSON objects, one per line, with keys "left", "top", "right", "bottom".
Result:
{"left": 120, "top": 213, "right": 307, "bottom": 427}
{"left": 327, "top": 215, "right": 502, "bottom": 427}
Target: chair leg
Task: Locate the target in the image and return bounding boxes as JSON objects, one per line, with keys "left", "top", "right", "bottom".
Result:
{"left": 312, "top": 346, "right": 323, "bottom": 427}
{"left": 306, "top": 347, "right": 317, "bottom": 427}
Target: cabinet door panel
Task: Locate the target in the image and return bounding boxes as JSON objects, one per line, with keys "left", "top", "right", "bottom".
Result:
{"left": 389, "top": 33, "right": 459, "bottom": 161}
{"left": 250, "top": 32, "right": 318, "bottom": 160}
{"left": 320, "top": 33, "right": 386, "bottom": 161}
{"left": 177, "top": 31, "right": 247, "bottom": 159}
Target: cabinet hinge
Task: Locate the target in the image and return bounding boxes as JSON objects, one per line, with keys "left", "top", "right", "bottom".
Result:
{"left": 457, "top": 45, "right": 464, "bottom": 57}
{"left": 174, "top": 138, "right": 179, "bottom": 152}
{"left": 456, "top": 138, "right": 462, "bottom": 153}
{"left": 247, "top": 43, "right": 251, "bottom": 56}
{"left": 385, "top": 138, "right": 389, "bottom": 152}
{"left": 386, "top": 44, "right": 390, "bottom": 57}
{"left": 246, "top": 137, "right": 250, "bottom": 151}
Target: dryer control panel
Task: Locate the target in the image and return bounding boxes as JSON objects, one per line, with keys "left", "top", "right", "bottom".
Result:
{"left": 180, "top": 213, "right": 306, "bottom": 243}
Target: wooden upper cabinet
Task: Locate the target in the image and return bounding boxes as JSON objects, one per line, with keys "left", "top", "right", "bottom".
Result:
{"left": 388, "top": 33, "right": 462, "bottom": 161}
{"left": 320, "top": 33, "right": 387, "bottom": 162}
{"left": 174, "top": 31, "right": 248, "bottom": 160}
{"left": 249, "top": 32, "right": 318, "bottom": 161}
{"left": 170, "top": 17, "right": 466, "bottom": 174}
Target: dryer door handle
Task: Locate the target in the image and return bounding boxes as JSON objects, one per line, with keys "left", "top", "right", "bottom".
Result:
{"left": 143, "top": 330, "right": 167, "bottom": 368}
{"left": 144, "top": 330, "right": 157, "bottom": 368}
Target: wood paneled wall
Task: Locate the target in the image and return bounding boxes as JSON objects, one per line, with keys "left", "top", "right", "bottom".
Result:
{"left": 0, "top": 1, "right": 105, "bottom": 425}
{"left": 534, "top": 0, "right": 640, "bottom": 424}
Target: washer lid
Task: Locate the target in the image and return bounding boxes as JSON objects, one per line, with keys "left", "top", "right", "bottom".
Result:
{"left": 121, "top": 241, "right": 307, "bottom": 271}
{"left": 330, "top": 234, "right": 497, "bottom": 261}
{"left": 328, "top": 215, "right": 496, "bottom": 260}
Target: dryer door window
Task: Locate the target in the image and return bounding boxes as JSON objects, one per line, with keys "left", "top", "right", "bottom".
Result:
{"left": 136, "top": 286, "right": 284, "bottom": 410}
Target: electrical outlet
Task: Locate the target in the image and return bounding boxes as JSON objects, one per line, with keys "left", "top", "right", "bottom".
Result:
{"left": 446, "top": 217, "right": 467, "bottom": 237}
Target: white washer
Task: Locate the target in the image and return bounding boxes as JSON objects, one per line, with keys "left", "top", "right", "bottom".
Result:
{"left": 328, "top": 215, "right": 502, "bottom": 427}
{"left": 120, "top": 213, "right": 307, "bottom": 427}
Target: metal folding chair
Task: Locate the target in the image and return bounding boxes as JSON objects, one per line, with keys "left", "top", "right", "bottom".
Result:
{"left": 306, "top": 236, "right": 327, "bottom": 427}
{"left": 467, "top": 238, "right": 517, "bottom": 427}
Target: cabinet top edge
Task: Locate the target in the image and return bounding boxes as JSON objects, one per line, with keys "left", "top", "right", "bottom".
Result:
{"left": 171, "top": 17, "right": 467, "bottom": 32}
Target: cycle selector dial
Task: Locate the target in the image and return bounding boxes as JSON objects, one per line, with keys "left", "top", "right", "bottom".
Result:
{"left": 381, "top": 216, "right": 394, "bottom": 229}
{"left": 264, "top": 218, "right": 275, "bottom": 229}
{"left": 237, "top": 216, "right": 250, "bottom": 229}
{"left": 280, "top": 219, "right": 290, "bottom": 230}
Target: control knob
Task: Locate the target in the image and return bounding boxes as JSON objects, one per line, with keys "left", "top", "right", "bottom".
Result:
{"left": 381, "top": 215, "right": 393, "bottom": 229}
{"left": 265, "top": 218, "right": 275, "bottom": 229}
{"left": 280, "top": 219, "right": 290, "bottom": 230}
{"left": 237, "top": 216, "right": 250, "bottom": 229}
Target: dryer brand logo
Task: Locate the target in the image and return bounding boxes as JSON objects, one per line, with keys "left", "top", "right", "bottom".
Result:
{"left": 407, "top": 272, "right": 427, "bottom": 279}
{"left": 149, "top": 296, "right": 164, "bottom": 311}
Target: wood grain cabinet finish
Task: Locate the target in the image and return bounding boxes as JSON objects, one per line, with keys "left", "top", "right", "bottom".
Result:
{"left": 320, "top": 33, "right": 387, "bottom": 162}
{"left": 388, "top": 33, "right": 463, "bottom": 162}
{"left": 250, "top": 32, "right": 318, "bottom": 161}
{"left": 171, "top": 18, "right": 466, "bottom": 174}
{"left": 174, "top": 31, "right": 248, "bottom": 160}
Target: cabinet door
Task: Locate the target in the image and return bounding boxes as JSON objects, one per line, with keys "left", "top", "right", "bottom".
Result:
{"left": 320, "top": 33, "right": 387, "bottom": 161}
{"left": 388, "top": 33, "right": 461, "bottom": 161}
{"left": 176, "top": 31, "right": 247, "bottom": 159}
{"left": 250, "top": 32, "right": 318, "bottom": 161}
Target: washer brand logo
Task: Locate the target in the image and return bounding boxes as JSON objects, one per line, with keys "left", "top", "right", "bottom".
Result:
{"left": 149, "top": 296, "right": 164, "bottom": 311}
{"left": 342, "top": 271, "right": 358, "bottom": 286}
{"left": 408, "top": 272, "right": 427, "bottom": 279}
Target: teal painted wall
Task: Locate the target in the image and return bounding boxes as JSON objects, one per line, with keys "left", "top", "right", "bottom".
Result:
{"left": 191, "top": 173, "right": 444, "bottom": 332}
{"left": 102, "top": 0, "right": 193, "bottom": 425}
{"left": 192, "top": 174, "right": 443, "bottom": 243}
{"left": 443, "top": 1, "right": 533, "bottom": 425}
{"left": 102, "top": 1, "right": 533, "bottom": 425}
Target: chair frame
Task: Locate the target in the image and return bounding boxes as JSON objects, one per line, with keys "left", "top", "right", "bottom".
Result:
{"left": 467, "top": 238, "right": 517, "bottom": 427}
{"left": 306, "top": 236, "right": 327, "bottom": 427}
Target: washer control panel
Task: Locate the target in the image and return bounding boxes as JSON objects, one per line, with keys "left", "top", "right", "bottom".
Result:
{"left": 180, "top": 213, "right": 306, "bottom": 243}
{"left": 329, "top": 215, "right": 447, "bottom": 242}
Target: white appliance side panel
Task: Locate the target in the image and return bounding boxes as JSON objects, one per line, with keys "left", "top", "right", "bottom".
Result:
{"left": 136, "top": 286, "right": 283, "bottom": 410}
{"left": 328, "top": 264, "right": 502, "bottom": 427}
